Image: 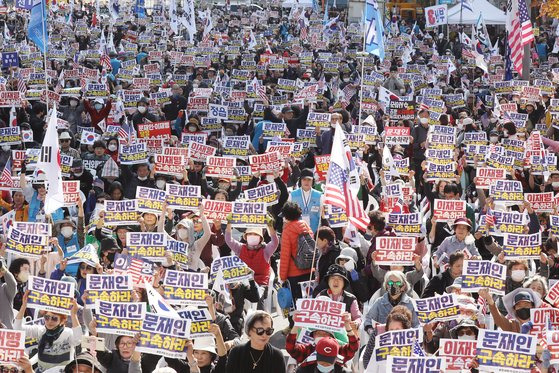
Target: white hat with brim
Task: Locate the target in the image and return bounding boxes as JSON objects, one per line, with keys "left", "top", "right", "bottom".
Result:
{"left": 193, "top": 336, "right": 217, "bottom": 356}
{"left": 503, "top": 287, "right": 542, "bottom": 321}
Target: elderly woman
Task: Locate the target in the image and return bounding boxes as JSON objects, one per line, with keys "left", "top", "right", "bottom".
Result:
{"left": 15, "top": 292, "right": 82, "bottom": 373}
{"left": 433, "top": 217, "right": 480, "bottom": 268}
{"left": 364, "top": 270, "right": 419, "bottom": 335}
{"left": 96, "top": 335, "right": 142, "bottom": 373}
{"left": 524, "top": 275, "right": 548, "bottom": 300}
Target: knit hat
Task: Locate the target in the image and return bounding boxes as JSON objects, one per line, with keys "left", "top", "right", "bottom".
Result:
{"left": 315, "top": 337, "right": 339, "bottom": 364}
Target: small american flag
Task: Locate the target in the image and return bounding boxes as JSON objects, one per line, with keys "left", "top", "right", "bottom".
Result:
{"left": 17, "top": 77, "right": 26, "bottom": 94}
{"left": 412, "top": 340, "right": 426, "bottom": 357}
{"left": 477, "top": 295, "right": 488, "bottom": 315}
{"left": 0, "top": 157, "right": 13, "bottom": 186}
{"left": 300, "top": 26, "right": 308, "bottom": 41}
{"left": 250, "top": 77, "right": 267, "bottom": 103}
{"left": 462, "top": 46, "right": 476, "bottom": 59}
{"left": 118, "top": 118, "right": 136, "bottom": 145}
{"left": 100, "top": 53, "right": 112, "bottom": 70}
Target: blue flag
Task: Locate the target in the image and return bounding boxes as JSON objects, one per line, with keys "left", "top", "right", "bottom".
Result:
{"left": 135, "top": 0, "right": 145, "bottom": 18}
{"left": 365, "top": 0, "right": 385, "bottom": 61}
{"left": 505, "top": 43, "right": 513, "bottom": 81}
{"left": 28, "top": 0, "right": 48, "bottom": 53}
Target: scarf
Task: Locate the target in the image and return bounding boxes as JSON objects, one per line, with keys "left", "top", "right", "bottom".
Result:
{"left": 194, "top": 230, "right": 204, "bottom": 241}
{"left": 38, "top": 324, "right": 65, "bottom": 360}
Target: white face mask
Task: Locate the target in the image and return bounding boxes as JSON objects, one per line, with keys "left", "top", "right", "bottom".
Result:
{"left": 95, "top": 103, "right": 103, "bottom": 110}
{"left": 18, "top": 270, "right": 29, "bottom": 283}
{"left": 490, "top": 136, "right": 499, "bottom": 143}
{"left": 419, "top": 117, "right": 428, "bottom": 125}
{"left": 490, "top": 117, "right": 498, "bottom": 124}
{"left": 188, "top": 125, "right": 198, "bottom": 132}
{"left": 176, "top": 174, "right": 184, "bottom": 181}
{"left": 177, "top": 228, "right": 188, "bottom": 239}
{"left": 108, "top": 144, "right": 117, "bottom": 152}
{"left": 330, "top": 122, "right": 337, "bottom": 128}
{"left": 70, "top": 100, "right": 78, "bottom": 107}
{"left": 458, "top": 334, "right": 476, "bottom": 341}
{"left": 138, "top": 106, "right": 147, "bottom": 114}
{"left": 343, "top": 260, "right": 355, "bottom": 272}
{"left": 503, "top": 130, "right": 509, "bottom": 137}
{"left": 137, "top": 175, "right": 148, "bottom": 181}
{"left": 246, "top": 235, "right": 261, "bottom": 246}
{"left": 552, "top": 182, "right": 559, "bottom": 188}
{"left": 464, "top": 234, "right": 475, "bottom": 245}
{"left": 511, "top": 269, "right": 525, "bottom": 282}
{"left": 156, "top": 179, "right": 166, "bottom": 189}
{"left": 61, "top": 226, "right": 74, "bottom": 238}
{"left": 266, "top": 175, "right": 275, "bottom": 183}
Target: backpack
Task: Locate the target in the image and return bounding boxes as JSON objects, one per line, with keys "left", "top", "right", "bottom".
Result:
{"left": 294, "top": 232, "right": 317, "bottom": 270}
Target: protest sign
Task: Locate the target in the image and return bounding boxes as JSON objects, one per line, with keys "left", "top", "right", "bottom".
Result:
{"left": 439, "top": 339, "right": 476, "bottom": 372}
{"left": 113, "top": 254, "right": 155, "bottom": 288}
{"left": 546, "top": 281, "right": 559, "bottom": 308}
{"left": 62, "top": 180, "right": 80, "bottom": 207}
{"left": 126, "top": 232, "right": 167, "bottom": 261}
{"left": 547, "top": 330, "right": 559, "bottom": 366}
{"left": 293, "top": 298, "right": 344, "bottom": 333}
{"left": 221, "top": 136, "right": 250, "bottom": 158}
{"left": 476, "top": 329, "right": 536, "bottom": 373}
{"left": 525, "top": 192, "right": 554, "bottom": 213}
{"left": 412, "top": 293, "right": 460, "bottom": 325}
{"left": 166, "top": 239, "right": 189, "bottom": 269}
{"left": 371, "top": 328, "right": 423, "bottom": 364}
{"left": 104, "top": 200, "right": 139, "bottom": 226}
{"left": 315, "top": 155, "right": 330, "bottom": 181}
{"left": 153, "top": 154, "right": 185, "bottom": 177}
{"left": 60, "top": 154, "right": 73, "bottom": 177}
{"left": 210, "top": 256, "right": 252, "bottom": 284}
{"left": 229, "top": 201, "right": 268, "bottom": 227}
{"left": 307, "top": 112, "right": 331, "bottom": 130}
{"left": 261, "top": 121, "right": 287, "bottom": 138}
{"left": 187, "top": 141, "right": 217, "bottom": 162}
{"left": 0, "top": 91, "right": 22, "bottom": 107}
{"left": 119, "top": 143, "right": 149, "bottom": 165}
{"left": 502, "top": 232, "right": 541, "bottom": 259}
{"left": 530, "top": 308, "right": 559, "bottom": 340}
{"left": 5, "top": 227, "right": 48, "bottom": 259}
{"left": 384, "top": 127, "right": 411, "bottom": 145}
{"left": 165, "top": 184, "right": 201, "bottom": 210}
{"left": 386, "top": 356, "right": 446, "bottom": 372}
{"left": 489, "top": 180, "right": 524, "bottom": 205}
{"left": 0, "top": 329, "right": 25, "bottom": 366}
{"left": 432, "top": 199, "right": 466, "bottom": 222}
{"left": 177, "top": 308, "right": 213, "bottom": 338}
{"left": 27, "top": 276, "right": 75, "bottom": 315}
{"left": 136, "top": 187, "right": 166, "bottom": 214}
{"left": 181, "top": 133, "right": 208, "bottom": 146}
{"left": 66, "top": 244, "right": 100, "bottom": 267}
{"left": 475, "top": 168, "right": 506, "bottom": 189}
{"left": 205, "top": 156, "right": 236, "bottom": 178}
{"left": 163, "top": 270, "right": 208, "bottom": 306}
{"left": 202, "top": 199, "right": 233, "bottom": 221}
{"left": 387, "top": 213, "right": 422, "bottom": 237}
{"left": 85, "top": 274, "right": 133, "bottom": 309}
{"left": 244, "top": 183, "right": 279, "bottom": 206}
{"left": 425, "top": 4, "right": 448, "bottom": 27}
{"left": 374, "top": 237, "right": 416, "bottom": 266}
{"left": 0, "top": 127, "right": 21, "bottom": 145}
{"left": 461, "top": 260, "right": 507, "bottom": 295}
{"left": 387, "top": 101, "right": 415, "bottom": 120}
{"left": 95, "top": 301, "right": 146, "bottom": 337}
{"left": 136, "top": 313, "right": 191, "bottom": 359}
{"left": 249, "top": 151, "right": 283, "bottom": 174}
{"left": 324, "top": 205, "right": 348, "bottom": 228}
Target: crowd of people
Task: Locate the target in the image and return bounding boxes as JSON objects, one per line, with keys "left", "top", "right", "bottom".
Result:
{"left": 0, "top": 0, "right": 559, "bottom": 372}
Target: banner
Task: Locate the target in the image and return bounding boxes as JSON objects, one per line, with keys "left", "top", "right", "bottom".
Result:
{"left": 126, "top": 232, "right": 167, "bottom": 261}
{"left": 387, "top": 213, "right": 422, "bottom": 237}
{"left": 384, "top": 127, "right": 411, "bottom": 145}
{"left": 293, "top": 298, "right": 345, "bottom": 333}
{"left": 163, "top": 270, "right": 208, "bottom": 306}
{"left": 262, "top": 121, "right": 287, "bottom": 138}
{"left": 412, "top": 293, "right": 459, "bottom": 325}
{"left": 439, "top": 339, "right": 476, "bottom": 372}
{"left": 307, "top": 112, "right": 331, "bottom": 129}
{"left": 119, "top": 143, "right": 149, "bottom": 165}
{"left": 177, "top": 308, "right": 213, "bottom": 338}
{"left": 85, "top": 274, "right": 133, "bottom": 309}
{"left": 372, "top": 328, "right": 423, "bottom": 364}
{"left": 205, "top": 156, "right": 236, "bottom": 178}
{"left": 229, "top": 201, "right": 268, "bottom": 227}
{"left": 249, "top": 151, "right": 283, "bottom": 174}
{"left": 525, "top": 192, "right": 554, "bottom": 213}
{"left": 461, "top": 260, "right": 507, "bottom": 295}
{"left": 546, "top": 280, "right": 559, "bottom": 308}
{"left": 0, "top": 91, "right": 22, "bottom": 107}
{"left": 210, "top": 256, "right": 252, "bottom": 284}
{"left": 530, "top": 308, "right": 559, "bottom": 340}
{"left": 374, "top": 236, "right": 416, "bottom": 266}
{"left": 425, "top": 4, "right": 448, "bottom": 27}
{"left": 165, "top": 184, "right": 201, "bottom": 211}
{"left": 95, "top": 301, "right": 145, "bottom": 336}
{"left": 166, "top": 239, "right": 189, "bottom": 270}
{"left": 222, "top": 136, "right": 250, "bottom": 158}
{"left": 502, "top": 232, "right": 541, "bottom": 259}
{"left": 386, "top": 356, "right": 446, "bottom": 372}
{"left": 113, "top": 254, "right": 155, "bottom": 288}
{"left": 476, "top": 330, "right": 536, "bottom": 373}
{"left": 62, "top": 180, "right": 80, "bottom": 207}
{"left": 475, "top": 168, "right": 506, "bottom": 189}
{"left": 0, "top": 127, "right": 21, "bottom": 145}
{"left": 104, "top": 200, "right": 139, "bottom": 226}
{"left": 136, "top": 186, "right": 166, "bottom": 214}
{"left": 202, "top": 199, "right": 233, "bottom": 221}
{"left": 244, "top": 183, "right": 279, "bottom": 206}
{"left": 315, "top": 155, "right": 331, "bottom": 181}
{"left": 5, "top": 227, "right": 48, "bottom": 259}
{"left": 136, "top": 313, "right": 190, "bottom": 359}
{"left": 154, "top": 154, "right": 185, "bottom": 177}
{"left": 0, "top": 329, "right": 25, "bottom": 365}
{"left": 489, "top": 180, "right": 524, "bottom": 205}
{"left": 27, "top": 276, "right": 75, "bottom": 315}
{"left": 432, "top": 199, "right": 466, "bottom": 222}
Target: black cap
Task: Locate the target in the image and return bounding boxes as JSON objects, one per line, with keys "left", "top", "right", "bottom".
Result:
{"left": 281, "top": 106, "right": 293, "bottom": 114}
{"left": 325, "top": 264, "right": 349, "bottom": 284}
{"left": 300, "top": 168, "right": 314, "bottom": 180}
{"left": 72, "top": 158, "right": 83, "bottom": 168}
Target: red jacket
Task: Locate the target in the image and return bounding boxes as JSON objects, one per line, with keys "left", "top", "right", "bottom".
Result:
{"left": 84, "top": 99, "right": 112, "bottom": 132}
{"left": 240, "top": 244, "right": 271, "bottom": 286}
{"left": 280, "top": 220, "right": 312, "bottom": 281}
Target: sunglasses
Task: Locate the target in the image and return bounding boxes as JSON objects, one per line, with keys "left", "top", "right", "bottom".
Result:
{"left": 59, "top": 139, "right": 70, "bottom": 143}
{"left": 44, "top": 315, "right": 60, "bottom": 322}
{"left": 253, "top": 327, "right": 274, "bottom": 336}
{"left": 387, "top": 281, "right": 403, "bottom": 287}
{"left": 79, "top": 264, "right": 93, "bottom": 270}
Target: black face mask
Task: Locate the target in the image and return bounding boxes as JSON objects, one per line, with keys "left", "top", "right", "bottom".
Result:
{"left": 389, "top": 284, "right": 401, "bottom": 297}
{"left": 515, "top": 307, "right": 531, "bottom": 320}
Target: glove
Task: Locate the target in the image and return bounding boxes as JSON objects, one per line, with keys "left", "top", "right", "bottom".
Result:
{"left": 350, "top": 269, "right": 359, "bottom": 282}
{"left": 520, "top": 321, "right": 533, "bottom": 334}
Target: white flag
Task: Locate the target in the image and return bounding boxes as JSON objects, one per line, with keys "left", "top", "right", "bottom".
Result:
{"left": 37, "top": 105, "right": 65, "bottom": 214}
{"left": 169, "top": 0, "right": 178, "bottom": 34}
{"left": 144, "top": 280, "right": 180, "bottom": 317}
{"left": 382, "top": 145, "right": 399, "bottom": 178}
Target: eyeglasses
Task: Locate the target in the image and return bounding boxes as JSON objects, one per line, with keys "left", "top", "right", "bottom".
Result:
{"left": 79, "top": 264, "right": 93, "bottom": 270}
{"left": 118, "top": 341, "right": 134, "bottom": 348}
{"left": 253, "top": 327, "right": 274, "bottom": 336}
{"left": 457, "top": 329, "right": 475, "bottom": 336}
{"left": 0, "top": 367, "right": 19, "bottom": 373}
{"left": 44, "top": 315, "right": 60, "bottom": 322}
{"left": 387, "top": 281, "right": 403, "bottom": 287}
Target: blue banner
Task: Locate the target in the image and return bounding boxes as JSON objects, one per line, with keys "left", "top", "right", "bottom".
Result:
{"left": 365, "top": 0, "right": 385, "bottom": 61}
{"left": 28, "top": 0, "right": 48, "bottom": 53}
{"left": 135, "top": 0, "right": 145, "bottom": 18}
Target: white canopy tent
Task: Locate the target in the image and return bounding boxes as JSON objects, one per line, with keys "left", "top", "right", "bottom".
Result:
{"left": 282, "top": 0, "right": 313, "bottom": 8}
{"left": 447, "top": 0, "right": 507, "bottom": 25}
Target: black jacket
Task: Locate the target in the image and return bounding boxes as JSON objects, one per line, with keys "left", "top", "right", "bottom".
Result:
{"left": 421, "top": 269, "right": 455, "bottom": 298}
{"left": 227, "top": 342, "right": 285, "bottom": 373}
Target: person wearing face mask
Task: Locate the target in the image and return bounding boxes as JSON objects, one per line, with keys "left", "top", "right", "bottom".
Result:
{"left": 501, "top": 121, "right": 517, "bottom": 139}
{"left": 489, "top": 129, "right": 500, "bottom": 144}
{"left": 68, "top": 159, "right": 94, "bottom": 197}
{"left": 155, "top": 175, "right": 168, "bottom": 190}
{"left": 120, "top": 163, "right": 156, "bottom": 199}
{"left": 288, "top": 169, "right": 323, "bottom": 234}
{"left": 104, "top": 137, "right": 120, "bottom": 163}
{"left": 370, "top": 250, "right": 424, "bottom": 297}
{"left": 9, "top": 258, "right": 32, "bottom": 319}
{"left": 411, "top": 109, "right": 430, "bottom": 189}
{"left": 20, "top": 172, "right": 64, "bottom": 223}
{"left": 162, "top": 84, "right": 188, "bottom": 125}
{"left": 56, "top": 214, "right": 85, "bottom": 265}
{"left": 544, "top": 171, "right": 559, "bottom": 193}
{"left": 315, "top": 112, "right": 343, "bottom": 155}
{"left": 131, "top": 97, "right": 160, "bottom": 129}
{"left": 202, "top": 171, "right": 243, "bottom": 202}
{"left": 61, "top": 97, "right": 84, "bottom": 133}
{"left": 364, "top": 270, "right": 419, "bottom": 335}
{"left": 433, "top": 218, "right": 480, "bottom": 269}
{"left": 480, "top": 287, "right": 542, "bottom": 332}
{"left": 28, "top": 102, "right": 47, "bottom": 142}
{"left": 422, "top": 252, "right": 465, "bottom": 298}
{"left": 84, "top": 97, "right": 113, "bottom": 132}
{"left": 449, "top": 318, "right": 479, "bottom": 341}
{"left": 184, "top": 117, "right": 202, "bottom": 133}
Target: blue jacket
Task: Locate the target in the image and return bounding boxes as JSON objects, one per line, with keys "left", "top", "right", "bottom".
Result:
{"left": 364, "top": 292, "right": 419, "bottom": 328}
{"left": 290, "top": 188, "right": 322, "bottom": 234}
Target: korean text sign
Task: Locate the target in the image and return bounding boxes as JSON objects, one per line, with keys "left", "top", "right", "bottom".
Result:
{"left": 163, "top": 270, "right": 208, "bottom": 306}
{"left": 136, "top": 312, "right": 191, "bottom": 359}
{"left": 461, "top": 260, "right": 507, "bottom": 295}
{"left": 85, "top": 274, "right": 134, "bottom": 309}
{"left": 476, "top": 329, "right": 536, "bottom": 372}
{"left": 293, "top": 298, "right": 344, "bottom": 333}
{"left": 95, "top": 301, "right": 146, "bottom": 337}
{"left": 27, "top": 276, "right": 75, "bottom": 315}
{"left": 412, "top": 293, "right": 460, "bottom": 325}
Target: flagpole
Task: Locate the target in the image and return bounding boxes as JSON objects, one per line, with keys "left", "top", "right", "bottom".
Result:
{"left": 358, "top": 8, "right": 367, "bottom": 126}
{"left": 42, "top": 0, "right": 49, "bottom": 109}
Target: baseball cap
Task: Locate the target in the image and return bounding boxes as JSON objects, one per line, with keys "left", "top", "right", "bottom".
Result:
{"left": 315, "top": 337, "right": 339, "bottom": 364}
{"left": 514, "top": 291, "right": 535, "bottom": 306}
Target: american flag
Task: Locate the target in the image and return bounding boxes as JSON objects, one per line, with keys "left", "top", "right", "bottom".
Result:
{"left": 17, "top": 77, "right": 26, "bottom": 94}
{"left": 477, "top": 294, "right": 488, "bottom": 315}
{"left": 506, "top": 0, "right": 534, "bottom": 74}
{"left": 100, "top": 53, "right": 112, "bottom": 70}
{"left": 324, "top": 128, "right": 370, "bottom": 231}
{"left": 412, "top": 340, "right": 426, "bottom": 357}
{"left": 0, "top": 157, "right": 12, "bottom": 186}
{"left": 118, "top": 118, "right": 136, "bottom": 145}
{"left": 300, "top": 26, "right": 308, "bottom": 41}
{"left": 250, "top": 77, "right": 267, "bottom": 103}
